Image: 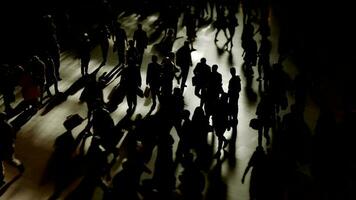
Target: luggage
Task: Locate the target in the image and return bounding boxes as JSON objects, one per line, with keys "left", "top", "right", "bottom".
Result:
{"left": 63, "top": 114, "right": 84, "bottom": 130}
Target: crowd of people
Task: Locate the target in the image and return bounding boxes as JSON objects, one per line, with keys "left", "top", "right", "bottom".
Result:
{"left": 1, "top": 0, "right": 353, "bottom": 200}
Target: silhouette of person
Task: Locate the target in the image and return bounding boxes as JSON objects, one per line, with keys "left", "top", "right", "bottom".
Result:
{"left": 160, "top": 56, "right": 177, "bottom": 96}
{"left": 205, "top": 64, "right": 223, "bottom": 117}
{"left": 213, "top": 93, "right": 230, "bottom": 158}
{"left": 41, "top": 52, "right": 59, "bottom": 96}
{"left": 0, "top": 64, "right": 19, "bottom": 115}
{"left": 228, "top": 67, "right": 241, "bottom": 125}
{"left": 127, "top": 63, "right": 142, "bottom": 112}
{"left": 99, "top": 24, "right": 110, "bottom": 66}
{"left": 79, "top": 33, "right": 91, "bottom": 76}
{"left": 159, "top": 29, "right": 176, "bottom": 56}
{"left": 178, "top": 153, "right": 205, "bottom": 200}
{"left": 80, "top": 75, "right": 104, "bottom": 121}
{"left": 0, "top": 112, "right": 25, "bottom": 187}
{"left": 126, "top": 40, "right": 139, "bottom": 66}
{"left": 191, "top": 106, "right": 212, "bottom": 169}
{"left": 255, "top": 93, "right": 274, "bottom": 146}
{"left": 113, "top": 22, "right": 127, "bottom": 65}
{"left": 146, "top": 55, "right": 161, "bottom": 107}
{"left": 257, "top": 36, "right": 271, "bottom": 81}
{"left": 41, "top": 14, "right": 61, "bottom": 80}
{"left": 183, "top": 7, "right": 197, "bottom": 50}
{"left": 175, "top": 110, "right": 192, "bottom": 165}
{"left": 176, "top": 41, "right": 192, "bottom": 92}
{"left": 133, "top": 24, "right": 148, "bottom": 66}
{"left": 242, "top": 146, "right": 269, "bottom": 200}
{"left": 193, "top": 58, "right": 211, "bottom": 105}
{"left": 214, "top": 6, "right": 229, "bottom": 42}
{"left": 18, "top": 63, "right": 41, "bottom": 110}
{"left": 224, "top": 10, "right": 239, "bottom": 51}
{"left": 27, "top": 55, "right": 47, "bottom": 104}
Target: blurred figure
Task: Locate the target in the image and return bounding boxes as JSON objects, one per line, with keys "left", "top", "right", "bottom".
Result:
{"left": 79, "top": 33, "right": 91, "bottom": 76}
{"left": 146, "top": 55, "right": 161, "bottom": 107}
{"left": 0, "top": 112, "right": 24, "bottom": 187}
{"left": 133, "top": 24, "right": 148, "bottom": 66}
{"left": 99, "top": 24, "right": 110, "bottom": 66}
{"left": 242, "top": 146, "right": 269, "bottom": 200}
{"left": 176, "top": 41, "right": 192, "bottom": 92}
{"left": 113, "top": 22, "right": 127, "bottom": 65}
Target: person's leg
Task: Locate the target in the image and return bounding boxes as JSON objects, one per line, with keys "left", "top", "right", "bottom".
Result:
{"left": 7, "top": 154, "right": 24, "bottom": 173}
{"left": 52, "top": 52, "right": 61, "bottom": 80}
{"left": 0, "top": 160, "right": 5, "bottom": 185}
{"left": 180, "top": 69, "right": 189, "bottom": 91}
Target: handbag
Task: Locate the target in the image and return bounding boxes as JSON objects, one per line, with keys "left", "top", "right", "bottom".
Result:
{"left": 63, "top": 114, "right": 84, "bottom": 130}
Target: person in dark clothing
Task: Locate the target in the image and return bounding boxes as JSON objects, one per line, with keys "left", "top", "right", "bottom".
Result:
{"left": 193, "top": 58, "right": 211, "bottom": 106}
{"left": 146, "top": 55, "right": 161, "bottom": 106}
{"left": 241, "top": 146, "right": 269, "bottom": 200}
{"left": 41, "top": 14, "right": 61, "bottom": 80}
{"left": 0, "top": 64, "right": 19, "bottom": 115}
{"left": 80, "top": 33, "right": 91, "bottom": 76}
{"left": 213, "top": 93, "right": 230, "bottom": 158}
{"left": 27, "top": 55, "right": 47, "bottom": 104}
{"left": 183, "top": 7, "right": 197, "bottom": 50}
{"left": 228, "top": 67, "right": 241, "bottom": 125}
{"left": 178, "top": 153, "right": 205, "bottom": 200}
{"left": 257, "top": 36, "right": 272, "bottom": 81}
{"left": 205, "top": 64, "right": 223, "bottom": 117}
{"left": 176, "top": 41, "right": 192, "bottom": 92}
{"left": 159, "top": 29, "right": 176, "bottom": 56}
{"left": 80, "top": 75, "right": 104, "bottom": 122}
{"left": 0, "top": 112, "right": 25, "bottom": 187}
{"left": 99, "top": 24, "right": 111, "bottom": 66}
{"left": 255, "top": 93, "right": 274, "bottom": 146}
{"left": 175, "top": 110, "right": 192, "bottom": 165}
{"left": 133, "top": 24, "right": 148, "bottom": 66}
{"left": 224, "top": 11, "right": 239, "bottom": 51}
{"left": 126, "top": 40, "right": 139, "bottom": 66}
{"left": 160, "top": 56, "right": 177, "bottom": 96}
{"left": 122, "top": 63, "right": 142, "bottom": 112}
{"left": 113, "top": 22, "right": 127, "bottom": 65}
{"left": 214, "top": 6, "right": 229, "bottom": 43}
{"left": 41, "top": 53, "right": 59, "bottom": 96}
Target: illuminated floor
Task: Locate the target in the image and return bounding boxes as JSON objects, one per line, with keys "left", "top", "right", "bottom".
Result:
{"left": 0, "top": 11, "right": 319, "bottom": 200}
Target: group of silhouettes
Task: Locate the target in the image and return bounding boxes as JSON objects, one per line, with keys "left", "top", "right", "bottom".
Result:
{"left": 0, "top": 0, "right": 328, "bottom": 200}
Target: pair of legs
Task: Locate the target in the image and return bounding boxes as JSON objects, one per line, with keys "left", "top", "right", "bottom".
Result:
{"left": 1, "top": 154, "right": 25, "bottom": 184}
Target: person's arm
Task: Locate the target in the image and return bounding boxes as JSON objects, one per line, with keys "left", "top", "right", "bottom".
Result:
{"left": 146, "top": 65, "right": 151, "bottom": 85}
{"left": 241, "top": 163, "right": 252, "bottom": 183}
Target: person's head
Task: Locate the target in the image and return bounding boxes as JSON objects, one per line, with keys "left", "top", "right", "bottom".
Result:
{"left": 182, "top": 109, "right": 190, "bottom": 119}
{"left": 173, "top": 87, "right": 181, "bottom": 96}
{"left": 167, "top": 29, "right": 174, "bottom": 35}
{"left": 128, "top": 40, "right": 134, "bottom": 47}
{"left": 200, "top": 57, "right": 206, "bottom": 64}
{"left": 212, "top": 64, "right": 218, "bottom": 72}
{"left": 256, "top": 145, "right": 264, "bottom": 152}
{"left": 137, "top": 24, "right": 142, "bottom": 30}
{"left": 168, "top": 52, "right": 175, "bottom": 60}
{"left": 152, "top": 55, "right": 158, "bottom": 63}
{"left": 230, "top": 67, "right": 236, "bottom": 76}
